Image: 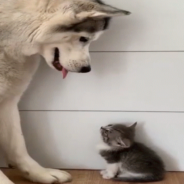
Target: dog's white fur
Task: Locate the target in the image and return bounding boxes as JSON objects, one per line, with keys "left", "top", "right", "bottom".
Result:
{"left": 0, "top": 0, "right": 129, "bottom": 183}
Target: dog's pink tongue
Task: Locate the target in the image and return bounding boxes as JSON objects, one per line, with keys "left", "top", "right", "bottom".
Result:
{"left": 62, "top": 68, "right": 68, "bottom": 79}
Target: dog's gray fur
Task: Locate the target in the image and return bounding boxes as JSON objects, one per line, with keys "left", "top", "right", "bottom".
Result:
{"left": 0, "top": 0, "right": 130, "bottom": 183}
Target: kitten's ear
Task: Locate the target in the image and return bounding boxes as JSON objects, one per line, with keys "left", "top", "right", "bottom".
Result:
{"left": 119, "top": 138, "right": 131, "bottom": 148}
{"left": 129, "top": 122, "right": 137, "bottom": 129}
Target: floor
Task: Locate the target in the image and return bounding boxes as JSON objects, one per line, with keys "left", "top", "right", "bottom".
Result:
{"left": 2, "top": 169, "right": 184, "bottom": 184}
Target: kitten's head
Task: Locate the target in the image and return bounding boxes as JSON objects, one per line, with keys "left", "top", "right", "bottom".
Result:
{"left": 100, "top": 123, "right": 137, "bottom": 149}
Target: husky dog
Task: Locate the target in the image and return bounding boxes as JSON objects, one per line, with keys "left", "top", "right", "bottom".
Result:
{"left": 0, "top": 0, "right": 130, "bottom": 183}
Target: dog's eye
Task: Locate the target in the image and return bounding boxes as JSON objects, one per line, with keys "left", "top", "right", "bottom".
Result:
{"left": 79, "top": 37, "right": 89, "bottom": 43}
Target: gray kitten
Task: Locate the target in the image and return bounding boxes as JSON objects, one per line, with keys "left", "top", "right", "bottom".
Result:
{"left": 97, "top": 123, "right": 165, "bottom": 182}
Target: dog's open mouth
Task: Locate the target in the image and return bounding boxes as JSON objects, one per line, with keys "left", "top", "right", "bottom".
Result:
{"left": 52, "top": 48, "right": 68, "bottom": 79}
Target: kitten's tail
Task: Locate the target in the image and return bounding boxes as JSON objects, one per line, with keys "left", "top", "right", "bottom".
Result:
{"left": 113, "top": 174, "right": 164, "bottom": 183}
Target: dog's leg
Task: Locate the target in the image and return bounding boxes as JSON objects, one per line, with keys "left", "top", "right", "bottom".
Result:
{"left": 0, "top": 98, "right": 72, "bottom": 183}
{"left": 0, "top": 170, "right": 14, "bottom": 184}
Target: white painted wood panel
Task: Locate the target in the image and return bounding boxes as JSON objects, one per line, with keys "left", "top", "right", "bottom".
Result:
{"left": 20, "top": 52, "right": 184, "bottom": 111}
{"left": 91, "top": 0, "right": 184, "bottom": 51}
{"left": 3, "top": 111, "right": 181, "bottom": 171}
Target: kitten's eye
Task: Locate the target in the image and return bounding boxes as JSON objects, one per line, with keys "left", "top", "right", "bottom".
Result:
{"left": 117, "top": 142, "right": 122, "bottom": 146}
{"left": 79, "top": 37, "right": 89, "bottom": 43}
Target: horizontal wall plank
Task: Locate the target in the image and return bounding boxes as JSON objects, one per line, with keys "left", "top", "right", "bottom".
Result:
{"left": 20, "top": 52, "right": 184, "bottom": 111}
{"left": 90, "top": 0, "right": 184, "bottom": 51}
{"left": 0, "top": 111, "right": 181, "bottom": 171}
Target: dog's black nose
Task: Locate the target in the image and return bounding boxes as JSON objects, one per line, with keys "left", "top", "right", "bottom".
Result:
{"left": 80, "top": 66, "right": 91, "bottom": 73}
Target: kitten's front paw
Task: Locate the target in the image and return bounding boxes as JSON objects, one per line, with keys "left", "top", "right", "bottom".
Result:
{"left": 100, "top": 170, "right": 107, "bottom": 176}
{"left": 102, "top": 172, "right": 114, "bottom": 180}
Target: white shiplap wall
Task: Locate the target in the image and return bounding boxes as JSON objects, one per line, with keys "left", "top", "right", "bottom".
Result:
{"left": 1, "top": 0, "right": 184, "bottom": 171}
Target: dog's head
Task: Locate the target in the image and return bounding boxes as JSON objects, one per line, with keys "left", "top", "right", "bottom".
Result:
{"left": 37, "top": 0, "right": 130, "bottom": 78}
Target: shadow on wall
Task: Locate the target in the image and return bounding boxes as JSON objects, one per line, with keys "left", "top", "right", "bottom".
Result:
{"left": 136, "top": 123, "right": 179, "bottom": 171}
{"left": 90, "top": 19, "right": 142, "bottom": 77}
{"left": 21, "top": 112, "right": 64, "bottom": 168}
{"left": 20, "top": 111, "right": 106, "bottom": 170}
{"left": 91, "top": 14, "right": 143, "bottom": 51}
{"left": 19, "top": 60, "right": 68, "bottom": 111}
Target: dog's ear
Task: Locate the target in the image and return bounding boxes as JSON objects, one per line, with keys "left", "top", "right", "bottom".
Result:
{"left": 75, "top": 1, "right": 131, "bottom": 19}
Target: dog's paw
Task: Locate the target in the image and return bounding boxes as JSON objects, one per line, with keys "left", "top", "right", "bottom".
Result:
{"left": 2, "top": 181, "right": 14, "bottom": 184}
{"left": 24, "top": 167, "right": 72, "bottom": 184}
{"left": 0, "top": 172, "right": 14, "bottom": 184}
{"left": 1, "top": 180, "right": 14, "bottom": 184}
{"left": 1, "top": 177, "right": 14, "bottom": 184}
